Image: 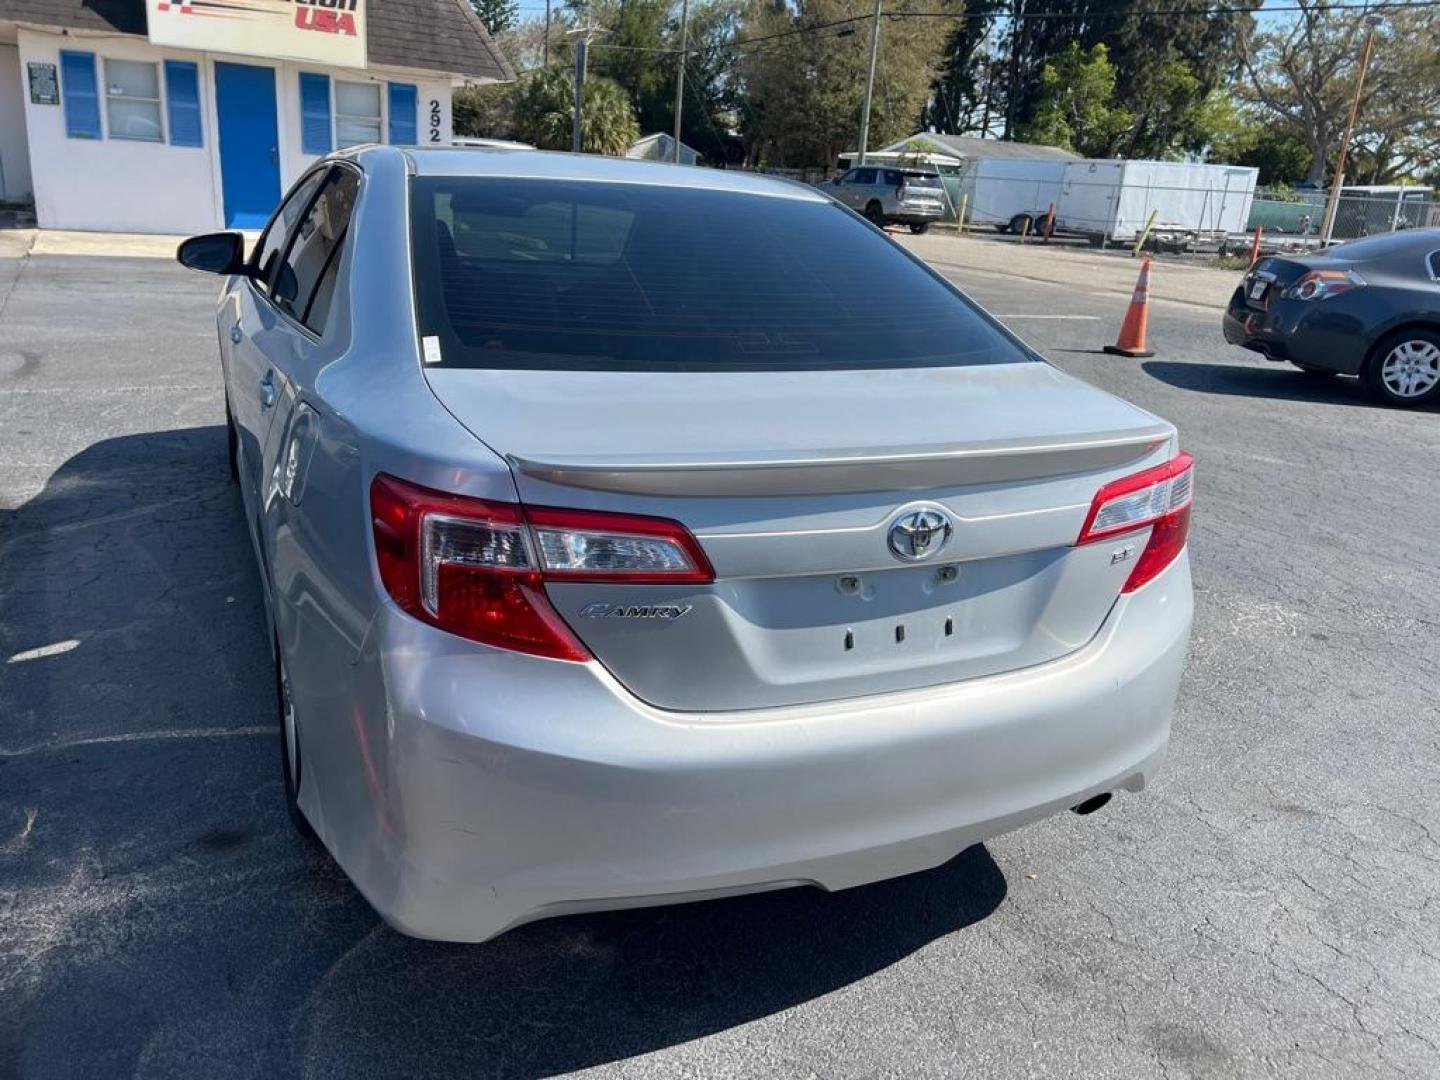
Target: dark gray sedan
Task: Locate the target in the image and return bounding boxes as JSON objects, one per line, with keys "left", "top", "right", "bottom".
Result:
{"left": 1223, "top": 229, "right": 1440, "bottom": 407}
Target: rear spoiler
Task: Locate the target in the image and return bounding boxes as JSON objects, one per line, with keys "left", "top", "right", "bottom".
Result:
{"left": 509, "top": 425, "right": 1173, "bottom": 497}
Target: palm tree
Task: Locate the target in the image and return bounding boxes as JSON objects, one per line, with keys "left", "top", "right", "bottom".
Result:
{"left": 514, "top": 69, "right": 640, "bottom": 156}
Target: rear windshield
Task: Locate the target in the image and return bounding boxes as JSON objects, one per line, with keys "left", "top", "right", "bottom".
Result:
{"left": 409, "top": 177, "right": 1030, "bottom": 372}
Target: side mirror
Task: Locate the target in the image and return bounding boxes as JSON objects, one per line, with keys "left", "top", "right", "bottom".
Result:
{"left": 176, "top": 232, "right": 247, "bottom": 276}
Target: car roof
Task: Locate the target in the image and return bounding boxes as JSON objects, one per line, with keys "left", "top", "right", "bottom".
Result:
{"left": 1331, "top": 228, "right": 1440, "bottom": 260}
{"left": 393, "top": 147, "right": 831, "bottom": 202}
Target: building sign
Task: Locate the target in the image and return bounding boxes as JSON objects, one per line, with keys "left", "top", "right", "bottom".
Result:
{"left": 147, "top": 0, "right": 367, "bottom": 70}
{"left": 28, "top": 62, "right": 59, "bottom": 105}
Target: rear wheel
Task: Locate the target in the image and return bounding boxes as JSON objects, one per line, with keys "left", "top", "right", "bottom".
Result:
{"left": 1363, "top": 330, "right": 1440, "bottom": 407}
{"left": 864, "top": 201, "right": 885, "bottom": 227}
{"left": 1008, "top": 213, "right": 1034, "bottom": 236}
{"left": 276, "top": 645, "right": 318, "bottom": 843}
{"left": 908, "top": 222, "right": 931, "bottom": 235}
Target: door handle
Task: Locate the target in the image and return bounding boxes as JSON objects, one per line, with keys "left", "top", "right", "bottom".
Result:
{"left": 259, "top": 371, "right": 277, "bottom": 409}
{"left": 230, "top": 324, "right": 242, "bottom": 344}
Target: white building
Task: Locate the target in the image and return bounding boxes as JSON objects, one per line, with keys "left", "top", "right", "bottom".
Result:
{"left": 0, "top": 0, "right": 512, "bottom": 232}
{"left": 627, "top": 133, "right": 700, "bottom": 167}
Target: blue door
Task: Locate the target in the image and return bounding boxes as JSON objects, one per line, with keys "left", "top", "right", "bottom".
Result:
{"left": 214, "top": 63, "right": 281, "bottom": 229}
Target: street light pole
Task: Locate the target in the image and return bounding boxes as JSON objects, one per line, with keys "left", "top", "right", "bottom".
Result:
{"left": 856, "top": 0, "right": 882, "bottom": 166}
{"left": 672, "top": 0, "right": 690, "bottom": 162}
{"left": 1320, "top": 13, "right": 1382, "bottom": 245}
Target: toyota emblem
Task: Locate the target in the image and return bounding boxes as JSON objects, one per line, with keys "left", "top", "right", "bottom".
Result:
{"left": 887, "top": 506, "right": 954, "bottom": 562}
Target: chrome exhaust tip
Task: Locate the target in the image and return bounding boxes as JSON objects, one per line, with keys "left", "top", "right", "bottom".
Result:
{"left": 1071, "top": 792, "right": 1113, "bottom": 816}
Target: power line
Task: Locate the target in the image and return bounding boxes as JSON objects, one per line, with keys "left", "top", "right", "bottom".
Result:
{"left": 580, "top": 0, "right": 1437, "bottom": 61}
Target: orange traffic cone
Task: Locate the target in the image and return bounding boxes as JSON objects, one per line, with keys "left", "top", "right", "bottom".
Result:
{"left": 1104, "top": 259, "right": 1155, "bottom": 358}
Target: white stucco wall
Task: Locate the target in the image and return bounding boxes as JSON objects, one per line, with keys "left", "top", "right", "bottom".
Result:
{"left": 17, "top": 28, "right": 454, "bottom": 234}
{"left": 19, "top": 30, "right": 215, "bottom": 233}
{"left": 1, "top": 42, "right": 36, "bottom": 202}
{"left": 279, "top": 62, "right": 452, "bottom": 176}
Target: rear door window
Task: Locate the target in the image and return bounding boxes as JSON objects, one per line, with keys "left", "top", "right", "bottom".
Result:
{"left": 410, "top": 176, "right": 1030, "bottom": 372}
{"left": 272, "top": 166, "right": 360, "bottom": 333}
{"left": 852, "top": 168, "right": 877, "bottom": 185}
{"left": 252, "top": 168, "right": 329, "bottom": 293}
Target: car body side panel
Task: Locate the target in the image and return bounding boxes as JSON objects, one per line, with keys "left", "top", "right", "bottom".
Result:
{"left": 252, "top": 148, "right": 524, "bottom": 848}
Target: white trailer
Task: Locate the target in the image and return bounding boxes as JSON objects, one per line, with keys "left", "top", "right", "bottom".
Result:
{"left": 967, "top": 157, "right": 1069, "bottom": 231}
{"left": 1054, "top": 160, "right": 1259, "bottom": 246}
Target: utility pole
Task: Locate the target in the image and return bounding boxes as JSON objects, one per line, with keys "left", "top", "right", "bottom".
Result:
{"left": 1004, "top": 0, "right": 1022, "bottom": 141}
{"left": 671, "top": 0, "right": 690, "bottom": 162}
{"left": 572, "top": 32, "right": 587, "bottom": 153}
{"left": 856, "top": 0, "right": 882, "bottom": 166}
{"left": 1320, "top": 13, "right": 1382, "bottom": 245}
{"left": 567, "top": 24, "right": 600, "bottom": 153}
{"left": 543, "top": 0, "right": 551, "bottom": 67}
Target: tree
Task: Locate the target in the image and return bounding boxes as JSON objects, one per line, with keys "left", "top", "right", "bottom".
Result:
{"left": 1020, "top": 41, "right": 1132, "bottom": 157}
{"left": 453, "top": 81, "right": 521, "bottom": 139}
{"left": 472, "top": 0, "right": 519, "bottom": 36}
{"left": 512, "top": 67, "right": 641, "bottom": 155}
{"left": 1233, "top": 129, "right": 1312, "bottom": 185}
{"left": 1238, "top": 2, "right": 1440, "bottom": 186}
{"left": 925, "top": 0, "right": 1007, "bottom": 135}
{"left": 737, "top": 0, "right": 960, "bottom": 167}
{"left": 1097, "top": 0, "right": 1258, "bottom": 159}
{"left": 586, "top": 0, "right": 674, "bottom": 134}
{"left": 672, "top": 0, "right": 747, "bottom": 163}
{"left": 1345, "top": 7, "right": 1440, "bottom": 183}
{"left": 1239, "top": 1, "right": 1376, "bottom": 185}
{"left": 998, "top": 0, "right": 1256, "bottom": 152}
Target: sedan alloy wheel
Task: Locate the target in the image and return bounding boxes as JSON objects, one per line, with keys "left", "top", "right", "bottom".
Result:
{"left": 1369, "top": 334, "right": 1440, "bottom": 405}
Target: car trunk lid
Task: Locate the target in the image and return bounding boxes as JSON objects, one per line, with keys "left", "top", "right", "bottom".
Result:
{"left": 424, "top": 362, "right": 1174, "bottom": 712}
{"left": 1242, "top": 253, "right": 1350, "bottom": 310}
{"left": 900, "top": 172, "right": 946, "bottom": 211}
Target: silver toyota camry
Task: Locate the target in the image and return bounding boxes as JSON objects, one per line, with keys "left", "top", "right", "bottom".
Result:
{"left": 177, "top": 146, "right": 1194, "bottom": 942}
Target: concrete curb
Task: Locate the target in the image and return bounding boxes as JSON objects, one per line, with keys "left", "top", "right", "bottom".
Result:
{"left": 3, "top": 229, "right": 262, "bottom": 259}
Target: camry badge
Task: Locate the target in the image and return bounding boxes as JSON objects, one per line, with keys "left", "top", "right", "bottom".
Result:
{"left": 580, "top": 602, "right": 692, "bottom": 620}
{"left": 887, "top": 506, "right": 954, "bottom": 562}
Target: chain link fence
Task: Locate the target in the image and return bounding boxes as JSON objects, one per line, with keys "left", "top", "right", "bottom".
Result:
{"left": 1246, "top": 187, "right": 1435, "bottom": 243}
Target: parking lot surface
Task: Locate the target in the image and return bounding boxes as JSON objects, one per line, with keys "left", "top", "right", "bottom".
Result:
{"left": 1, "top": 238, "right": 1437, "bottom": 1079}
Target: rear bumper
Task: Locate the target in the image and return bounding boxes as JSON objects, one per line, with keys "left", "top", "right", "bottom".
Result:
{"left": 317, "top": 555, "right": 1192, "bottom": 942}
{"left": 888, "top": 207, "right": 945, "bottom": 225}
{"left": 1222, "top": 287, "right": 1371, "bottom": 374}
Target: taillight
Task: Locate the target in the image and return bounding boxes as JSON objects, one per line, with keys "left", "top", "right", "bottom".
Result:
{"left": 1283, "top": 268, "right": 1365, "bottom": 301}
{"left": 526, "top": 505, "right": 713, "bottom": 583}
{"left": 369, "top": 474, "right": 712, "bottom": 660}
{"left": 1076, "top": 452, "right": 1194, "bottom": 593}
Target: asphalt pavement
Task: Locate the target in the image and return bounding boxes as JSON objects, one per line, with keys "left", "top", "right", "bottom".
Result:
{"left": 1, "top": 238, "right": 1437, "bottom": 1080}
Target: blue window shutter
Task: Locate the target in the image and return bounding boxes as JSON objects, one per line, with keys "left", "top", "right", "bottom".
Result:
{"left": 60, "top": 51, "right": 102, "bottom": 140}
{"left": 299, "top": 73, "right": 332, "bottom": 155}
{"left": 164, "top": 61, "right": 202, "bottom": 147}
{"left": 388, "top": 83, "right": 418, "bottom": 144}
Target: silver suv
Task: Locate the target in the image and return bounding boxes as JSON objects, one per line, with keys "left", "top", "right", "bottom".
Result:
{"left": 828, "top": 166, "right": 947, "bottom": 233}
